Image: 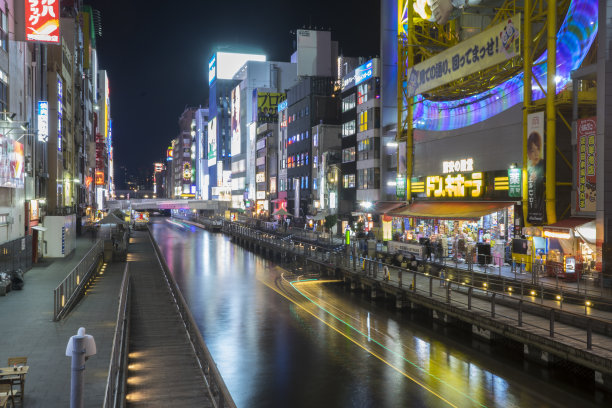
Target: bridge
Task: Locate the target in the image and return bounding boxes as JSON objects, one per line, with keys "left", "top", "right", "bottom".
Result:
{"left": 106, "top": 199, "right": 232, "bottom": 212}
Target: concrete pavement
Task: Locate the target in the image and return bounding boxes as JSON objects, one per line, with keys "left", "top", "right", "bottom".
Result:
{"left": 0, "top": 236, "right": 125, "bottom": 407}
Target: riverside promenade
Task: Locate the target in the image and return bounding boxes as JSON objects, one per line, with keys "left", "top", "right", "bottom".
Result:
{"left": 0, "top": 230, "right": 218, "bottom": 407}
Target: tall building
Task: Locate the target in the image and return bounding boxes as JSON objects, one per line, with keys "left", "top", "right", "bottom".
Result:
{"left": 194, "top": 107, "right": 209, "bottom": 200}
{"left": 207, "top": 51, "right": 266, "bottom": 202}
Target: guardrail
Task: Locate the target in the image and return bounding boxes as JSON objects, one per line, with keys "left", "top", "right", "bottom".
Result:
{"left": 104, "top": 264, "right": 131, "bottom": 408}
{"left": 147, "top": 227, "right": 236, "bottom": 408}
{"left": 53, "top": 239, "right": 104, "bottom": 321}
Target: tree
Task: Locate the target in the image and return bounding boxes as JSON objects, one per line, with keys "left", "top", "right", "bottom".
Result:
{"left": 324, "top": 214, "right": 337, "bottom": 234}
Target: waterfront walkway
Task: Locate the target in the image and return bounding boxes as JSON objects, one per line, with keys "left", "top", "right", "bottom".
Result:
{"left": 0, "top": 231, "right": 215, "bottom": 407}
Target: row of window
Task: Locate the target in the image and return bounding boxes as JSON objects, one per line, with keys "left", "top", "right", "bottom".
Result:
{"left": 341, "top": 79, "right": 380, "bottom": 113}
{"left": 341, "top": 168, "right": 380, "bottom": 190}
{"left": 287, "top": 153, "right": 309, "bottom": 168}
{"left": 287, "top": 106, "right": 310, "bottom": 124}
{"left": 342, "top": 108, "right": 381, "bottom": 137}
{"left": 287, "top": 130, "right": 309, "bottom": 146}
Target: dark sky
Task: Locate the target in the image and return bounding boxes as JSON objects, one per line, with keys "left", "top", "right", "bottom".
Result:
{"left": 87, "top": 0, "right": 380, "bottom": 176}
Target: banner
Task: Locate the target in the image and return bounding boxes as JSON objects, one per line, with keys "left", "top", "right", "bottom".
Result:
{"left": 576, "top": 117, "right": 596, "bottom": 213}
{"left": 256, "top": 92, "right": 286, "bottom": 125}
{"left": 406, "top": 14, "right": 520, "bottom": 98}
{"left": 231, "top": 86, "right": 241, "bottom": 156}
{"left": 25, "top": 0, "right": 60, "bottom": 44}
{"left": 207, "top": 117, "right": 217, "bottom": 167}
{"left": 527, "top": 111, "right": 545, "bottom": 224}
{"left": 0, "top": 136, "right": 24, "bottom": 188}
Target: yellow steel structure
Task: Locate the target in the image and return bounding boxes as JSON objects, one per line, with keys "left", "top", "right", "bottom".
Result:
{"left": 397, "top": 0, "right": 575, "bottom": 225}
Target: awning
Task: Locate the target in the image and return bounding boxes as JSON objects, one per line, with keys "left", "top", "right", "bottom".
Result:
{"left": 31, "top": 225, "right": 47, "bottom": 232}
{"left": 543, "top": 217, "right": 594, "bottom": 240}
{"left": 388, "top": 201, "right": 515, "bottom": 220}
{"left": 372, "top": 201, "right": 406, "bottom": 214}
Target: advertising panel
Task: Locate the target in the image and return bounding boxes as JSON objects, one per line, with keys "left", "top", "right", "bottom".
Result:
{"left": 37, "top": 101, "right": 48, "bottom": 142}
{"left": 406, "top": 14, "right": 521, "bottom": 98}
{"left": 527, "top": 111, "right": 545, "bottom": 224}
{"left": 166, "top": 146, "right": 173, "bottom": 162}
{"left": 25, "top": 0, "right": 60, "bottom": 44}
{"left": 207, "top": 117, "right": 217, "bottom": 167}
{"left": 354, "top": 60, "right": 374, "bottom": 86}
{"left": 231, "top": 86, "right": 241, "bottom": 156}
{"left": 0, "top": 136, "right": 24, "bottom": 188}
{"left": 214, "top": 52, "right": 266, "bottom": 81}
{"left": 208, "top": 54, "right": 216, "bottom": 85}
{"left": 95, "top": 170, "right": 104, "bottom": 186}
{"left": 57, "top": 78, "right": 62, "bottom": 152}
{"left": 257, "top": 92, "right": 286, "bottom": 124}
{"left": 576, "top": 117, "right": 596, "bottom": 213}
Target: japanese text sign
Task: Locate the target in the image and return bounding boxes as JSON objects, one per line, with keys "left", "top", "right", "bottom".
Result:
{"left": 425, "top": 173, "right": 483, "bottom": 198}
{"left": 577, "top": 117, "right": 596, "bottom": 213}
{"left": 405, "top": 14, "right": 520, "bottom": 98}
{"left": 37, "top": 101, "right": 48, "bottom": 142}
{"left": 508, "top": 167, "right": 521, "bottom": 198}
{"left": 25, "top": 0, "right": 60, "bottom": 44}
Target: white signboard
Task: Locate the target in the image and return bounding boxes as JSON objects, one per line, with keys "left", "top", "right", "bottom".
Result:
{"left": 406, "top": 14, "right": 521, "bottom": 98}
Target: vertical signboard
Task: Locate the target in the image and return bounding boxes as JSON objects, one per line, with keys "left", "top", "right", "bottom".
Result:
{"left": 207, "top": 117, "right": 217, "bottom": 167}
{"left": 231, "top": 86, "right": 241, "bottom": 156}
{"left": 57, "top": 78, "right": 62, "bottom": 152}
{"left": 527, "top": 111, "right": 545, "bottom": 224}
{"left": 37, "top": 101, "right": 48, "bottom": 142}
{"left": 576, "top": 117, "right": 596, "bottom": 213}
{"left": 0, "top": 136, "right": 24, "bottom": 188}
{"left": 25, "top": 0, "right": 60, "bottom": 44}
{"left": 508, "top": 167, "right": 521, "bottom": 198}
{"left": 396, "top": 141, "right": 406, "bottom": 199}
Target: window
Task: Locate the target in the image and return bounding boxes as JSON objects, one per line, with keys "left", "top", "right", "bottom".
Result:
{"left": 343, "top": 174, "right": 355, "bottom": 189}
{"left": 305, "top": 154, "right": 309, "bottom": 165}
{"left": 305, "top": 130, "right": 309, "bottom": 139}
{"left": 313, "top": 132, "right": 318, "bottom": 147}
{"left": 357, "top": 83, "right": 368, "bottom": 105}
{"left": 357, "top": 168, "right": 380, "bottom": 190}
{"left": 342, "top": 93, "right": 356, "bottom": 112}
{"left": 313, "top": 178, "right": 318, "bottom": 190}
{"left": 305, "top": 106, "right": 309, "bottom": 116}
{"left": 342, "top": 120, "right": 355, "bottom": 137}
{"left": 305, "top": 176, "right": 309, "bottom": 189}
{"left": 357, "top": 137, "right": 380, "bottom": 160}
{"left": 0, "top": 11, "right": 8, "bottom": 52}
{"left": 342, "top": 147, "right": 356, "bottom": 163}
{"left": 0, "top": 69, "right": 7, "bottom": 113}
{"left": 358, "top": 110, "right": 368, "bottom": 132}
{"left": 313, "top": 156, "right": 318, "bottom": 168}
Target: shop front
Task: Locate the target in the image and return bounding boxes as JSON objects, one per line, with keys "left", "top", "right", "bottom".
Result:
{"left": 389, "top": 168, "right": 521, "bottom": 265}
{"left": 542, "top": 218, "right": 595, "bottom": 281}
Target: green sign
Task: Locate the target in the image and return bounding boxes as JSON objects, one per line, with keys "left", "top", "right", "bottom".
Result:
{"left": 345, "top": 230, "right": 351, "bottom": 245}
{"left": 508, "top": 168, "right": 521, "bottom": 198}
{"left": 396, "top": 175, "right": 406, "bottom": 199}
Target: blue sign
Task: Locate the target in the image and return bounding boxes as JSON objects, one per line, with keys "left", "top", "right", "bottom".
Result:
{"left": 277, "top": 99, "right": 288, "bottom": 112}
{"left": 354, "top": 60, "right": 373, "bottom": 86}
{"left": 37, "top": 101, "right": 48, "bottom": 142}
{"left": 208, "top": 55, "right": 217, "bottom": 85}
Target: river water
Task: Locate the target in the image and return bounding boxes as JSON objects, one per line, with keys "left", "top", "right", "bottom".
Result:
{"left": 151, "top": 218, "right": 610, "bottom": 407}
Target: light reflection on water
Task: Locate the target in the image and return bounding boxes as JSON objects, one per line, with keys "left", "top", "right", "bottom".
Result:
{"left": 151, "top": 219, "right": 608, "bottom": 408}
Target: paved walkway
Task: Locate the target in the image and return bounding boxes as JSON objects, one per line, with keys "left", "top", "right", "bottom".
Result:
{"left": 0, "top": 236, "right": 125, "bottom": 407}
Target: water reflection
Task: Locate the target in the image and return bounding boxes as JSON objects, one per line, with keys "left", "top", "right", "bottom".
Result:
{"left": 151, "top": 219, "right": 608, "bottom": 408}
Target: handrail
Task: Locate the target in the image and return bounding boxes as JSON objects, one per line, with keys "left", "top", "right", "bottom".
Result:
{"left": 104, "top": 264, "right": 131, "bottom": 408}
{"left": 147, "top": 227, "right": 236, "bottom": 408}
{"left": 53, "top": 239, "right": 104, "bottom": 321}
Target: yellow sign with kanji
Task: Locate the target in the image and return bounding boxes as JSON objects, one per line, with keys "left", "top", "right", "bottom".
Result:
{"left": 425, "top": 173, "right": 483, "bottom": 198}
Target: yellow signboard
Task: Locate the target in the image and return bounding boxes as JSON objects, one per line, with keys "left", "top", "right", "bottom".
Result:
{"left": 406, "top": 14, "right": 521, "bottom": 98}
{"left": 425, "top": 173, "right": 483, "bottom": 198}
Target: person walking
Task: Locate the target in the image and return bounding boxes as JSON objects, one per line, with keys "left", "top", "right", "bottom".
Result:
{"left": 439, "top": 268, "right": 445, "bottom": 287}
{"left": 383, "top": 265, "right": 390, "bottom": 282}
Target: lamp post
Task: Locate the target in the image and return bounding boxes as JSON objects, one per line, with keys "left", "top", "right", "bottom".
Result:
{"left": 65, "top": 327, "right": 97, "bottom": 408}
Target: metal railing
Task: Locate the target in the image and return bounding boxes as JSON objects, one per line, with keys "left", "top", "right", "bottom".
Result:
{"left": 147, "top": 227, "right": 236, "bottom": 408}
{"left": 104, "top": 264, "right": 131, "bottom": 408}
{"left": 225, "top": 224, "right": 612, "bottom": 354}
{"left": 53, "top": 239, "right": 104, "bottom": 321}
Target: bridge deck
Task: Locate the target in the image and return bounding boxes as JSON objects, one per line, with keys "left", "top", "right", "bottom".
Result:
{"left": 126, "top": 231, "right": 214, "bottom": 407}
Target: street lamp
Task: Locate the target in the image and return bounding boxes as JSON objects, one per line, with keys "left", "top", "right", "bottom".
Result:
{"left": 65, "top": 327, "right": 97, "bottom": 408}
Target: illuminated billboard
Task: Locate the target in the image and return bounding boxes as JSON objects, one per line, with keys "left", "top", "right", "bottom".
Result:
{"left": 256, "top": 92, "right": 285, "bottom": 124}
{"left": 208, "top": 117, "right": 217, "bottom": 167}
{"left": 354, "top": 60, "right": 374, "bottom": 86}
{"left": 57, "top": 78, "right": 62, "bottom": 152}
{"left": 154, "top": 163, "right": 163, "bottom": 173}
{"left": 0, "top": 136, "right": 24, "bottom": 188}
{"left": 209, "top": 52, "right": 266, "bottom": 84}
{"left": 37, "top": 101, "right": 48, "bottom": 142}
{"left": 231, "top": 86, "right": 241, "bottom": 156}
{"left": 25, "top": 0, "right": 60, "bottom": 44}
{"left": 166, "top": 146, "right": 173, "bottom": 162}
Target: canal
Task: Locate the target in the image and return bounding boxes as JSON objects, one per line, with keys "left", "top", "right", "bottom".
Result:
{"left": 151, "top": 218, "right": 610, "bottom": 407}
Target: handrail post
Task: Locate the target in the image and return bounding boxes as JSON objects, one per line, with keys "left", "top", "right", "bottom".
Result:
{"left": 518, "top": 300, "right": 523, "bottom": 327}
{"left": 429, "top": 276, "right": 433, "bottom": 297}
{"left": 446, "top": 284, "right": 451, "bottom": 304}
{"left": 491, "top": 293, "right": 496, "bottom": 318}
{"left": 550, "top": 309, "right": 555, "bottom": 337}
{"left": 587, "top": 318, "right": 592, "bottom": 350}
{"left": 468, "top": 286, "right": 472, "bottom": 310}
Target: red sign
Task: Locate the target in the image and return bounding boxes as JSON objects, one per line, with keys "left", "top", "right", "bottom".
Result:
{"left": 25, "top": 0, "right": 60, "bottom": 44}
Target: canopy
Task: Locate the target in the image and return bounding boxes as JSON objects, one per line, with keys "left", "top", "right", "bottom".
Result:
{"left": 273, "top": 208, "right": 291, "bottom": 216}
{"left": 97, "top": 213, "right": 129, "bottom": 225}
{"left": 31, "top": 225, "right": 48, "bottom": 231}
{"left": 388, "top": 201, "right": 514, "bottom": 220}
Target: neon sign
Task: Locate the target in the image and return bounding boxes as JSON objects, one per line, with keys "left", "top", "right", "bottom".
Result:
{"left": 37, "top": 101, "right": 48, "bottom": 142}
{"left": 354, "top": 60, "right": 373, "bottom": 86}
{"left": 425, "top": 172, "right": 483, "bottom": 198}
{"left": 208, "top": 55, "right": 216, "bottom": 85}
{"left": 442, "top": 158, "right": 473, "bottom": 173}
{"left": 57, "top": 79, "right": 62, "bottom": 152}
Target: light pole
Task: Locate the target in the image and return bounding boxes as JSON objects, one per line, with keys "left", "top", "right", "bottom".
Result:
{"left": 65, "top": 327, "right": 97, "bottom": 408}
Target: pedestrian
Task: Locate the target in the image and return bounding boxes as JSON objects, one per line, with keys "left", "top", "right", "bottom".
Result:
{"left": 439, "top": 269, "right": 445, "bottom": 287}
{"left": 383, "top": 265, "right": 390, "bottom": 282}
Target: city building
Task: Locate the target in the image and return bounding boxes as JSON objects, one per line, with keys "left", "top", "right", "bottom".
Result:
{"left": 194, "top": 107, "right": 209, "bottom": 200}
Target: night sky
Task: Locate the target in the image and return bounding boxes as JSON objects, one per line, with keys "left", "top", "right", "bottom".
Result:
{"left": 86, "top": 0, "right": 381, "bottom": 180}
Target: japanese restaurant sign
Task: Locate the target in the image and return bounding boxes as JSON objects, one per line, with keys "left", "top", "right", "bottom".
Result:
{"left": 25, "top": 0, "right": 60, "bottom": 44}
{"left": 577, "top": 117, "right": 596, "bottom": 213}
